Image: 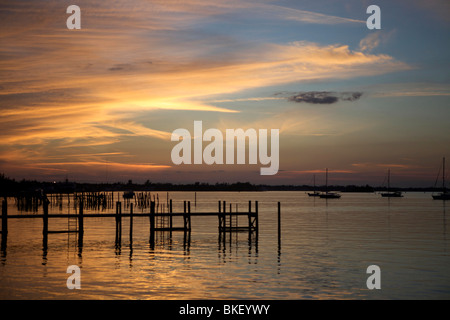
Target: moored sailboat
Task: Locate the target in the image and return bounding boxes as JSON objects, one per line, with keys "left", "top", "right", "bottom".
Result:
{"left": 381, "top": 169, "right": 403, "bottom": 198}
{"left": 319, "top": 168, "right": 341, "bottom": 199}
{"left": 432, "top": 157, "right": 450, "bottom": 200}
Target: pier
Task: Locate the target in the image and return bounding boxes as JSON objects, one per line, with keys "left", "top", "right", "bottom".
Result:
{"left": 0, "top": 194, "right": 279, "bottom": 250}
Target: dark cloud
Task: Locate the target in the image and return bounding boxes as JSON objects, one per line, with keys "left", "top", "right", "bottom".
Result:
{"left": 286, "top": 91, "right": 363, "bottom": 104}
{"left": 341, "top": 92, "right": 363, "bottom": 101}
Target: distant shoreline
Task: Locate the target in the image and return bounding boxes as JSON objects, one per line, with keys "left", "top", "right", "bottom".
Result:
{"left": 0, "top": 174, "right": 443, "bottom": 196}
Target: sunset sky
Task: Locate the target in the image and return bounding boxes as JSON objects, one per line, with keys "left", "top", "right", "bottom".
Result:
{"left": 1, "top": 0, "right": 449, "bottom": 186}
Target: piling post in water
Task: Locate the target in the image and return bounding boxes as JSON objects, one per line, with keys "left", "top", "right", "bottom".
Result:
{"left": 278, "top": 202, "right": 281, "bottom": 247}
{"left": 42, "top": 198, "right": 49, "bottom": 236}
{"left": 248, "top": 200, "right": 252, "bottom": 231}
{"left": 129, "top": 203, "right": 133, "bottom": 243}
{"left": 42, "top": 200, "right": 49, "bottom": 256}
{"left": 78, "top": 200, "right": 84, "bottom": 236}
{"left": 1, "top": 199, "right": 7, "bottom": 236}
{"left": 77, "top": 199, "right": 84, "bottom": 251}
{"left": 1, "top": 198, "right": 7, "bottom": 252}
{"left": 42, "top": 198, "right": 49, "bottom": 251}
{"left": 115, "top": 201, "right": 122, "bottom": 244}
{"left": 169, "top": 199, "right": 173, "bottom": 231}
{"left": 149, "top": 200, "right": 155, "bottom": 242}
{"left": 255, "top": 201, "right": 259, "bottom": 235}
{"left": 188, "top": 201, "right": 191, "bottom": 231}
{"left": 218, "top": 200, "right": 223, "bottom": 232}
{"left": 229, "top": 203, "right": 232, "bottom": 230}
{"left": 223, "top": 201, "right": 226, "bottom": 230}
{"left": 1, "top": 198, "right": 8, "bottom": 252}
{"left": 184, "top": 202, "right": 192, "bottom": 249}
{"left": 184, "top": 201, "right": 191, "bottom": 232}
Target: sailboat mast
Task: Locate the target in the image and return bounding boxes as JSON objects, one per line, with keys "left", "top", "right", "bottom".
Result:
{"left": 326, "top": 168, "right": 328, "bottom": 193}
{"left": 443, "top": 157, "right": 446, "bottom": 192}
{"left": 387, "top": 169, "right": 390, "bottom": 192}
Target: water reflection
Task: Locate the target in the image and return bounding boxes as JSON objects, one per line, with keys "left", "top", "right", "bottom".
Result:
{"left": 443, "top": 201, "right": 447, "bottom": 242}
{"left": 147, "top": 231, "right": 192, "bottom": 255}
{"left": 42, "top": 233, "right": 47, "bottom": 265}
{"left": 217, "top": 230, "right": 258, "bottom": 266}
{"left": 2, "top": 192, "right": 450, "bottom": 299}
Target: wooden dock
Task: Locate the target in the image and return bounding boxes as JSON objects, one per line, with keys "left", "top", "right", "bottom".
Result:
{"left": 0, "top": 196, "right": 275, "bottom": 250}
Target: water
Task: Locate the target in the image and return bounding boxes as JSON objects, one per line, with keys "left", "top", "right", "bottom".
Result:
{"left": 0, "top": 191, "right": 449, "bottom": 299}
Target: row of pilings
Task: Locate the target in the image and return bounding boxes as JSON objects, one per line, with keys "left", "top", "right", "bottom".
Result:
{"left": 1, "top": 196, "right": 282, "bottom": 256}
{"left": 12, "top": 191, "right": 166, "bottom": 213}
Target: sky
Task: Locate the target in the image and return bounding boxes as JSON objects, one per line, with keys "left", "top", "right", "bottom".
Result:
{"left": 0, "top": 0, "right": 449, "bottom": 187}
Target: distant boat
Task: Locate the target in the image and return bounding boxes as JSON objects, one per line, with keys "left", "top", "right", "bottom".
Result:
{"left": 308, "top": 174, "right": 321, "bottom": 197}
{"left": 319, "top": 168, "right": 341, "bottom": 199}
{"left": 320, "top": 192, "right": 341, "bottom": 199}
{"left": 432, "top": 157, "right": 450, "bottom": 200}
{"left": 381, "top": 169, "right": 403, "bottom": 198}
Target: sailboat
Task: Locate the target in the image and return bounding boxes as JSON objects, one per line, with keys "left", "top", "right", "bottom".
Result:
{"left": 381, "top": 169, "right": 403, "bottom": 197}
{"left": 319, "top": 168, "right": 341, "bottom": 199}
{"left": 308, "top": 174, "right": 320, "bottom": 197}
{"left": 432, "top": 157, "right": 450, "bottom": 200}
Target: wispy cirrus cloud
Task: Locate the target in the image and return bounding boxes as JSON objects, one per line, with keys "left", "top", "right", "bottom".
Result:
{"left": 359, "top": 30, "right": 397, "bottom": 53}
{"left": 363, "top": 83, "right": 450, "bottom": 98}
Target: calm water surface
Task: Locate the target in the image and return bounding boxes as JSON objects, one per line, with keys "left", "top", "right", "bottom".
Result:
{"left": 0, "top": 191, "right": 449, "bottom": 299}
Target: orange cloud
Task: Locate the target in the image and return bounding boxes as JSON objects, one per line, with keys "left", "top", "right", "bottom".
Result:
{"left": 280, "top": 169, "right": 356, "bottom": 175}
{"left": 34, "top": 161, "right": 171, "bottom": 171}
{"left": 0, "top": 0, "right": 412, "bottom": 181}
{"left": 351, "top": 163, "right": 418, "bottom": 169}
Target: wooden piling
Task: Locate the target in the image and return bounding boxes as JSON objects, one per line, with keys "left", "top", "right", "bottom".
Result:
{"left": 129, "top": 203, "right": 133, "bottom": 243}
{"left": 149, "top": 200, "right": 155, "bottom": 238}
{"left": 218, "top": 200, "right": 223, "bottom": 231}
{"left": 77, "top": 200, "right": 83, "bottom": 251}
{"left": 169, "top": 199, "right": 173, "bottom": 231}
{"left": 188, "top": 201, "right": 191, "bottom": 230}
{"left": 42, "top": 198, "right": 49, "bottom": 236}
{"left": 78, "top": 200, "right": 84, "bottom": 236}
{"left": 229, "top": 203, "right": 232, "bottom": 229}
{"left": 1, "top": 198, "right": 7, "bottom": 252}
{"left": 248, "top": 200, "right": 251, "bottom": 230}
{"left": 184, "top": 201, "right": 191, "bottom": 232}
{"left": 1, "top": 199, "right": 7, "bottom": 235}
{"left": 115, "top": 201, "right": 122, "bottom": 243}
{"left": 42, "top": 198, "right": 48, "bottom": 251}
{"left": 277, "top": 201, "right": 281, "bottom": 247}
{"left": 223, "top": 200, "right": 226, "bottom": 231}
{"left": 255, "top": 201, "right": 259, "bottom": 235}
